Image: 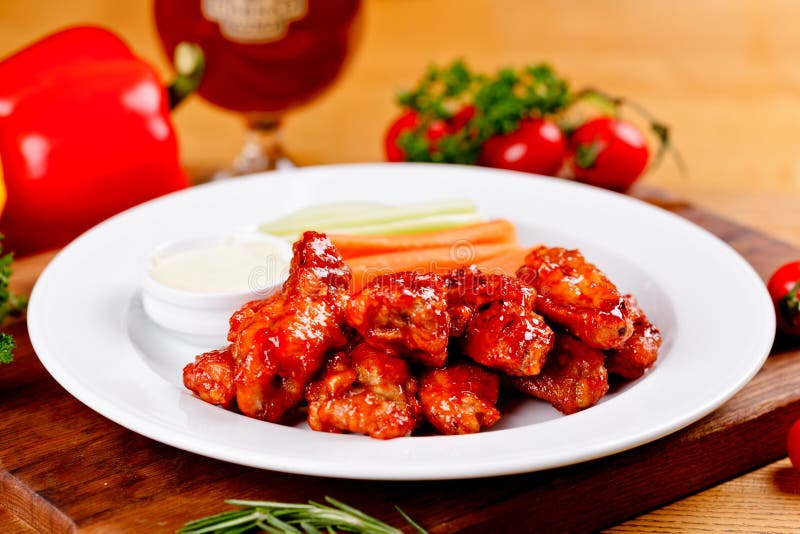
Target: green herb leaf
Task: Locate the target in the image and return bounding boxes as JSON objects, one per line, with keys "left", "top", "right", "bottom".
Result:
{"left": 179, "top": 497, "right": 428, "bottom": 534}
{"left": 574, "top": 141, "right": 604, "bottom": 169}
{"left": 394, "top": 506, "right": 427, "bottom": 534}
{"left": 0, "top": 236, "right": 25, "bottom": 365}
{"left": 779, "top": 280, "right": 800, "bottom": 326}
{"left": 0, "top": 333, "right": 15, "bottom": 364}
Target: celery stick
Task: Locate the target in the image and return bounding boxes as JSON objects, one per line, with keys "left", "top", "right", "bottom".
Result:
{"left": 259, "top": 199, "right": 477, "bottom": 236}
{"left": 273, "top": 212, "right": 487, "bottom": 241}
{"left": 261, "top": 203, "right": 385, "bottom": 234}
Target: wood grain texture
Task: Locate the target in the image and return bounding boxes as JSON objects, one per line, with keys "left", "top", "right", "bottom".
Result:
{"left": 1, "top": 202, "right": 799, "bottom": 533}
{"left": 0, "top": 506, "right": 37, "bottom": 534}
{"left": 607, "top": 458, "right": 800, "bottom": 533}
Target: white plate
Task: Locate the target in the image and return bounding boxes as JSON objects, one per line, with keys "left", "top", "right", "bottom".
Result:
{"left": 28, "top": 163, "right": 774, "bottom": 480}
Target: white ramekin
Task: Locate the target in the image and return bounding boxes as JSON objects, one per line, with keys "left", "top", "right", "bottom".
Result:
{"left": 141, "top": 232, "right": 292, "bottom": 343}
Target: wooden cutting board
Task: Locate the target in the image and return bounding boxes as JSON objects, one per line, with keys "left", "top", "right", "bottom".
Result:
{"left": 2, "top": 188, "right": 799, "bottom": 533}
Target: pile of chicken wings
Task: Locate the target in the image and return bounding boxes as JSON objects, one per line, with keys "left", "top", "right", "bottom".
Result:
{"left": 183, "top": 231, "right": 661, "bottom": 439}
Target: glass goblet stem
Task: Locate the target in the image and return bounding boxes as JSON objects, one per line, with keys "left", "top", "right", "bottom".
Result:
{"left": 231, "top": 115, "right": 294, "bottom": 175}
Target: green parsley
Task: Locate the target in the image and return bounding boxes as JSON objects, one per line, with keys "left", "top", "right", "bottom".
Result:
{"left": 0, "top": 333, "right": 15, "bottom": 364}
{"left": 0, "top": 237, "right": 26, "bottom": 365}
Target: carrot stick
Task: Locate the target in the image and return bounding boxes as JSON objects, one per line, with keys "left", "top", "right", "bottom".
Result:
{"left": 472, "top": 246, "right": 534, "bottom": 278}
{"left": 347, "top": 242, "right": 518, "bottom": 292}
{"left": 330, "top": 219, "right": 517, "bottom": 259}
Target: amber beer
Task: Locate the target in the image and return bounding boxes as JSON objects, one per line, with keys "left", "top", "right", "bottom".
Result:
{"left": 154, "top": 0, "right": 362, "bottom": 117}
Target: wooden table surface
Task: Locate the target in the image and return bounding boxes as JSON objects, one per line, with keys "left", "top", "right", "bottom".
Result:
{"left": 2, "top": 1, "right": 800, "bottom": 531}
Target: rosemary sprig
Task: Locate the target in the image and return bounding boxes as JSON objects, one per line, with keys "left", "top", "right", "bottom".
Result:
{"left": 179, "top": 496, "right": 428, "bottom": 534}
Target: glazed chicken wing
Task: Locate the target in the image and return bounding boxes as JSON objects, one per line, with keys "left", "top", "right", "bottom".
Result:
{"left": 223, "top": 231, "right": 351, "bottom": 422}
{"left": 447, "top": 267, "right": 554, "bottom": 376}
{"left": 419, "top": 361, "right": 501, "bottom": 435}
{"left": 306, "top": 344, "right": 421, "bottom": 439}
{"left": 510, "top": 335, "right": 609, "bottom": 415}
{"left": 446, "top": 266, "right": 529, "bottom": 336}
{"left": 517, "top": 246, "right": 633, "bottom": 350}
{"left": 605, "top": 295, "right": 662, "bottom": 379}
{"left": 183, "top": 346, "right": 236, "bottom": 408}
{"left": 345, "top": 271, "right": 450, "bottom": 366}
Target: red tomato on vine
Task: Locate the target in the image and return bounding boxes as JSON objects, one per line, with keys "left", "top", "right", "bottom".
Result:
{"left": 567, "top": 117, "right": 649, "bottom": 192}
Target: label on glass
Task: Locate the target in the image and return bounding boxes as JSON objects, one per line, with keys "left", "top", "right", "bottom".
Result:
{"left": 202, "top": 0, "right": 308, "bottom": 43}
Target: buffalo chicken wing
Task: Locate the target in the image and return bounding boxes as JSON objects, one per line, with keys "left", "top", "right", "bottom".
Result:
{"left": 306, "top": 344, "right": 421, "bottom": 439}
{"left": 605, "top": 295, "right": 662, "bottom": 379}
{"left": 517, "top": 246, "right": 633, "bottom": 350}
{"left": 511, "top": 335, "right": 609, "bottom": 415}
{"left": 419, "top": 361, "right": 501, "bottom": 434}
{"left": 183, "top": 347, "right": 236, "bottom": 409}
{"left": 345, "top": 271, "right": 450, "bottom": 366}
{"left": 447, "top": 267, "right": 554, "bottom": 376}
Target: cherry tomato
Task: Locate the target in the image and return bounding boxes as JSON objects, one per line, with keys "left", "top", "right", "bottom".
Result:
{"left": 384, "top": 108, "right": 476, "bottom": 161}
{"left": 425, "top": 119, "right": 449, "bottom": 143}
{"left": 479, "top": 118, "right": 566, "bottom": 175}
{"left": 788, "top": 418, "right": 800, "bottom": 471}
{"left": 568, "top": 117, "right": 649, "bottom": 192}
{"left": 384, "top": 110, "right": 420, "bottom": 162}
{"left": 449, "top": 105, "right": 476, "bottom": 132}
{"left": 767, "top": 261, "right": 800, "bottom": 336}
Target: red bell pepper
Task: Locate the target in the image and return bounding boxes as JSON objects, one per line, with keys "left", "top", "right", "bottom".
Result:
{"left": 0, "top": 26, "right": 194, "bottom": 255}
